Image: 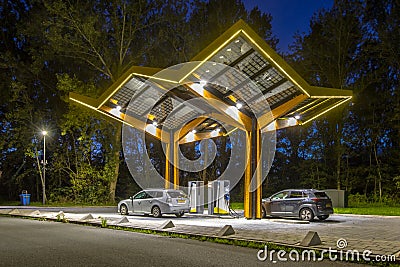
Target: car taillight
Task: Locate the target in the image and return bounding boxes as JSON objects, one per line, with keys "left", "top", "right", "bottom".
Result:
{"left": 167, "top": 197, "right": 172, "bottom": 203}
{"left": 311, "top": 198, "right": 320, "bottom": 202}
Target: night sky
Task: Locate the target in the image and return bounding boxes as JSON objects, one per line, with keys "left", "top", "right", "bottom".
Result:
{"left": 244, "top": 0, "right": 333, "bottom": 52}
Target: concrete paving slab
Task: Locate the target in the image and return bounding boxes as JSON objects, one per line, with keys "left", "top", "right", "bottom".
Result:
{"left": 29, "top": 210, "right": 41, "bottom": 216}
{"left": 8, "top": 208, "right": 21, "bottom": 215}
{"left": 217, "top": 225, "right": 235, "bottom": 236}
{"left": 0, "top": 209, "right": 12, "bottom": 214}
{"left": 159, "top": 220, "right": 175, "bottom": 229}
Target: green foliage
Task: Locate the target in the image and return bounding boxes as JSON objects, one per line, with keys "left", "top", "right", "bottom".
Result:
{"left": 49, "top": 74, "right": 120, "bottom": 204}
{"left": 348, "top": 193, "right": 369, "bottom": 207}
{"left": 100, "top": 217, "right": 107, "bottom": 228}
{"left": 394, "top": 176, "right": 400, "bottom": 190}
{"left": 56, "top": 213, "right": 68, "bottom": 223}
{"left": 347, "top": 193, "right": 400, "bottom": 208}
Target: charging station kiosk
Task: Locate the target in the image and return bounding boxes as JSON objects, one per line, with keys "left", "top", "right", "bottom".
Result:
{"left": 208, "top": 180, "right": 230, "bottom": 215}
{"left": 188, "top": 181, "right": 204, "bottom": 213}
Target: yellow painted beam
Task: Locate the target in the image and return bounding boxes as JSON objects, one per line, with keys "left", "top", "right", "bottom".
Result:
{"left": 243, "top": 122, "right": 262, "bottom": 219}
{"left": 184, "top": 83, "right": 251, "bottom": 131}
{"left": 165, "top": 142, "right": 170, "bottom": 189}
{"left": 209, "top": 112, "right": 248, "bottom": 131}
{"left": 174, "top": 117, "right": 207, "bottom": 140}
{"left": 255, "top": 127, "right": 262, "bottom": 219}
{"left": 244, "top": 130, "right": 252, "bottom": 219}
{"left": 202, "top": 90, "right": 252, "bottom": 131}
{"left": 258, "top": 94, "right": 308, "bottom": 129}
{"left": 173, "top": 141, "right": 179, "bottom": 189}
{"left": 178, "top": 131, "right": 224, "bottom": 144}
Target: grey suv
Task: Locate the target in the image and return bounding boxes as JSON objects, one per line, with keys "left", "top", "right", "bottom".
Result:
{"left": 118, "top": 189, "right": 190, "bottom": 218}
{"left": 261, "top": 189, "right": 333, "bottom": 221}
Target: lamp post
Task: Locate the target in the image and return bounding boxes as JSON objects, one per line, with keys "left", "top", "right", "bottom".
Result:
{"left": 42, "top": 130, "right": 47, "bottom": 205}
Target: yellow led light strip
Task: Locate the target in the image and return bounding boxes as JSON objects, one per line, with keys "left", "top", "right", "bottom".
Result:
{"left": 300, "top": 98, "right": 332, "bottom": 115}
{"left": 178, "top": 30, "right": 243, "bottom": 84}
{"left": 133, "top": 72, "right": 178, "bottom": 84}
{"left": 71, "top": 97, "right": 139, "bottom": 131}
{"left": 310, "top": 95, "right": 352, "bottom": 99}
{"left": 224, "top": 127, "right": 238, "bottom": 136}
{"left": 287, "top": 98, "right": 320, "bottom": 117}
{"left": 300, "top": 97, "right": 352, "bottom": 125}
{"left": 241, "top": 31, "right": 311, "bottom": 98}
{"left": 97, "top": 73, "right": 178, "bottom": 109}
{"left": 72, "top": 98, "right": 169, "bottom": 141}
{"left": 97, "top": 74, "right": 133, "bottom": 108}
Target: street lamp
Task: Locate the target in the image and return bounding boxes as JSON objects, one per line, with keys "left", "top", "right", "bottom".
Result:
{"left": 41, "top": 130, "right": 47, "bottom": 205}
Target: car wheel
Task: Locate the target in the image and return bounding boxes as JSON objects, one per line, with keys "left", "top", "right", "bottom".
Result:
{"left": 261, "top": 207, "right": 266, "bottom": 218}
{"left": 120, "top": 204, "right": 128, "bottom": 215}
{"left": 175, "top": 211, "right": 184, "bottom": 218}
{"left": 317, "top": 215, "right": 329, "bottom": 221}
{"left": 299, "top": 208, "right": 314, "bottom": 221}
{"left": 152, "top": 206, "right": 162, "bottom": 218}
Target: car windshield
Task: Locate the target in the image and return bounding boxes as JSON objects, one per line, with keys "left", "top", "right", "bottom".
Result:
{"left": 314, "top": 192, "right": 328, "bottom": 198}
{"left": 133, "top": 191, "right": 148, "bottom": 199}
{"left": 167, "top": 191, "right": 186, "bottom": 198}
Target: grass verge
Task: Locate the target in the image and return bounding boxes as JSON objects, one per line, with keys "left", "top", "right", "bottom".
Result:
{"left": 334, "top": 207, "right": 400, "bottom": 216}
{"left": 232, "top": 202, "right": 400, "bottom": 216}
{"left": 230, "top": 202, "right": 244, "bottom": 210}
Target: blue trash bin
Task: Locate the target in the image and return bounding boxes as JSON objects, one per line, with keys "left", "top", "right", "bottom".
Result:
{"left": 19, "top": 190, "right": 31, "bottom": 206}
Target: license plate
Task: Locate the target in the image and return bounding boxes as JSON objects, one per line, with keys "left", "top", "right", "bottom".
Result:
{"left": 326, "top": 203, "right": 331, "bottom": 207}
{"left": 178, "top": 199, "right": 186, "bottom": 203}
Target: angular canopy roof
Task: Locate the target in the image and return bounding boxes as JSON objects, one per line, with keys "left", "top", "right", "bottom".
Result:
{"left": 70, "top": 20, "right": 352, "bottom": 144}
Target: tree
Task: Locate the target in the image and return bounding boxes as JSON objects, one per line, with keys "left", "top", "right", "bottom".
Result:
{"left": 20, "top": 0, "right": 166, "bottom": 201}
{"left": 289, "top": 0, "right": 365, "bottom": 190}
{"left": 0, "top": 0, "right": 62, "bottom": 201}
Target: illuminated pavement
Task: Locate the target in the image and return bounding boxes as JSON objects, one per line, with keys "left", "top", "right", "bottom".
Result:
{"left": 1, "top": 207, "right": 399, "bottom": 264}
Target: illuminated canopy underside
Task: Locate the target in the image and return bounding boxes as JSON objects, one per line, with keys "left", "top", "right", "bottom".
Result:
{"left": 70, "top": 20, "right": 352, "bottom": 144}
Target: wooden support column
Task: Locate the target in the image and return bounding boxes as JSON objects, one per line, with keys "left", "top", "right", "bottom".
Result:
{"left": 164, "top": 141, "right": 170, "bottom": 189}
{"left": 173, "top": 135, "right": 179, "bottom": 189}
{"left": 244, "top": 118, "right": 262, "bottom": 219}
{"left": 254, "top": 122, "right": 262, "bottom": 219}
{"left": 165, "top": 131, "right": 179, "bottom": 189}
{"left": 165, "top": 132, "right": 179, "bottom": 189}
{"left": 244, "top": 130, "right": 252, "bottom": 219}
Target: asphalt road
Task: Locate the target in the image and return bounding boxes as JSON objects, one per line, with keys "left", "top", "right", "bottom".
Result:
{"left": 0, "top": 217, "right": 368, "bottom": 267}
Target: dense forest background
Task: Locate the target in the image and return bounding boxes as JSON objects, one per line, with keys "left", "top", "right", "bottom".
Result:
{"left": 1, "top": 0, "right": 399, "bottom": 204}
